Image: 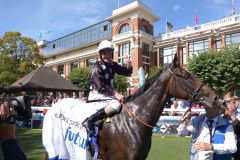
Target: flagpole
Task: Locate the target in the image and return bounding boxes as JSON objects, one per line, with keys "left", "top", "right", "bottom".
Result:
{"left": 166, "top": 18, "right": 168, "bottom": 33}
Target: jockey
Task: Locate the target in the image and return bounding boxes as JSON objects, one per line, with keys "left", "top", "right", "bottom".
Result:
{"left": 82, "top": 40, "right": 132, "bottom": 135}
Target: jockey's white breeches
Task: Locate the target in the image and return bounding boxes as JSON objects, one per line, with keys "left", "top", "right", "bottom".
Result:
{"left": 88, "top": 91, "right": 121, "bottom": 112}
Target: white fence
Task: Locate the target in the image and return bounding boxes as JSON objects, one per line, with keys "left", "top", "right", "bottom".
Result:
{"left": 30, "top": 107, "right": 205, "bottom": 129}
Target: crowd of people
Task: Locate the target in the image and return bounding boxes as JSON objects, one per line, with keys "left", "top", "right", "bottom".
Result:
{"left": 30, "top": 92, "right": 74, "bottom": 107}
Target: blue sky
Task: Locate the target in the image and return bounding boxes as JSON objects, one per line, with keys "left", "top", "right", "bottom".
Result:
{"left": 0, "top": 0, "right": 238, "bottom": 42}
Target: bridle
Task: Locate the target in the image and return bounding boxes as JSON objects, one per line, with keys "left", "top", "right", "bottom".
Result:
{"left": 121, "top": 66, "right": 206, "bottom": 129}
{"left": 169, "top": 67, "right": 205, "bottom": 123}
{"left": 169, "top": 67, "right": 204, "bottom": 103}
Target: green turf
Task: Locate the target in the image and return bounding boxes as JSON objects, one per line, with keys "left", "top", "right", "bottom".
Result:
{"left": 0, "top": 128, "right": 45, "bottom": 160}
{"left": 0, "top": 129, "right": 191, "bottom": 160}
{"left": 147, "top": 134, "right": 191, "bottom": 160}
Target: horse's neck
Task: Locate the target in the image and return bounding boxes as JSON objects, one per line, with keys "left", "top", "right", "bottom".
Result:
{"left": 128, "top": 72, "right": 170, "bottom": 127}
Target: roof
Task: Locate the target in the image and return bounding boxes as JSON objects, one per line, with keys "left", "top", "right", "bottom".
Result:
{"left": 6, "top": 66, "right": 80, "bottom": 92}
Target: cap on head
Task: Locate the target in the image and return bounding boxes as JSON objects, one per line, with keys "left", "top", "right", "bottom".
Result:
{"left": 98, "top": 40, "right": 114, "bottom": 54}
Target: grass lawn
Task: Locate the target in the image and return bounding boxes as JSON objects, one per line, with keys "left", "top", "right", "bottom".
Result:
{"left": 0, "top": 129, "right": 191, "bottom": 160}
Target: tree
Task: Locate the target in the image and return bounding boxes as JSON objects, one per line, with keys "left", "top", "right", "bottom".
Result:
{"left": 0, "top": 32, "right": 44, "bottom": 86}
{"left": 67, "top": 67, "right": 91, "bottom": 97}
{"left": 114, "top": 74, "right": 130, "bottom": 94}
{"left": 147, "top": 66, "right": 162, "bottom": 80}
{"left": 187, "top": 45, "right": 240, "bottom": 94}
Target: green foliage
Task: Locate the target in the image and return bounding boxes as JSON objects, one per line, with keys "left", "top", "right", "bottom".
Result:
{"left": 67, "top": 66, "right": 130, "bottom": 96}
{"left": 187, "top": 45, "right": 240, "bottom": 94}
{"left": 67, "top": 67, "right": 91, "bottom": 96}
{"left": 0, "top": 32, "right": 44, "bottom": 86}
{"left": 114, "top": 74, "right": 130, "bottom": 94}
{"left": 147, "top": 65, "right": 162, "bottom": 80}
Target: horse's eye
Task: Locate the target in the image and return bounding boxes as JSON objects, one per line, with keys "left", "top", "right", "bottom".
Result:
{"left": 184, "top": 73, "right": 191, "bottom": 79}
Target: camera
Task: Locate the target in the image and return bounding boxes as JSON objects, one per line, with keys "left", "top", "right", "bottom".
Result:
{"left": 0, "top": 95, "right": 32, "bottom": 123}
{"left": 9, "top": 96, "right": 32, "bottom": 119}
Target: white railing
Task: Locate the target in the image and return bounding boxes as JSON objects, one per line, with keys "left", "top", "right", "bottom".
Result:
{"left": 112, "top": 31, "right": 133, "bottom": 41}
{"left": 139, "top": 31, "right": 153, "bottom": 40}
{"left": 29, "top": 107, "right": 206, "bottom": 134}
{"left": 155, "top": 14, "right": 240, "bottom": 42}
{"left": 30, "top": 107, "right": 205, "bottom": 123}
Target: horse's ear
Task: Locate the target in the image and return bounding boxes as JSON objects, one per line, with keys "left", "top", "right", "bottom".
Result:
{"left": 172, "top": 53, "right": 179, "bottom": 68}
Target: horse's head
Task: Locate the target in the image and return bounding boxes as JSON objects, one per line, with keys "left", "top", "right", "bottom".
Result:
{"left": 166, "top": 55, "right": 222, "bottom": 114}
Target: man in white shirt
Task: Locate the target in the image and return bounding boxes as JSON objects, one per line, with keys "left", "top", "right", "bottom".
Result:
{"left": 178, "top": 105, "right": 237, "bottom": 160}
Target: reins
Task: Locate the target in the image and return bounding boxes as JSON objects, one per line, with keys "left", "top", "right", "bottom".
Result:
{"left": 120, "top": 101, "right": 155, "bottom": 129}
{"left": 169, "top": 67, "right": 205, "bottom": 125}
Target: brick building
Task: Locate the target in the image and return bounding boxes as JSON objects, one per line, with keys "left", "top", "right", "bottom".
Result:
{"left": 39, "top": 1, "right": 240, "bottom": 93}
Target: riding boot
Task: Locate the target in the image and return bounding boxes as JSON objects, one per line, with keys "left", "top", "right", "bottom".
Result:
{"left": 82, "top": 108, "right": 107, "bottom": 135}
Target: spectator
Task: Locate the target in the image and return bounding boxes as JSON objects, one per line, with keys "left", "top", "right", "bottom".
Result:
{"left": 48, "top": 94, "right": 55, "bottom": 106}
{"left": 43, "top": 97, "right": 50, "bottom": 107}
{"left": 178, "top": 104, "right": 237, "bottom": 160}
{"left": 224, "top": 102, "right": 240, "bottom": 160}
{"left": 182, "top": 99, "right": 190, "bottom": 109}
{"left": 63, "top": 92, "right": 68, "bottom": 98}
{"left": 170, "top": 99, "right": 183, "bottom": 116}
{"left": 231, "top": 96, "right": 239, "bottom": 110}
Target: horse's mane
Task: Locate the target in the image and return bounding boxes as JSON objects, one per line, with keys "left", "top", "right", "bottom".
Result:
{"left": 125, "top": 68, "right": 164, "bottom": 102}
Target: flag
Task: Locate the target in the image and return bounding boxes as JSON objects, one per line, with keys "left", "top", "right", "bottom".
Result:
{"left": 37, "top": 32, "right": 43, "bottom": 38}
{"left": 44, "top": 28, "right": 51, "bottom": 34}
{"left": 166, "top": 21, "right": 173, "bottom": 32}
{"left": 195, "top": 14, "right": 199, "bottom": 25}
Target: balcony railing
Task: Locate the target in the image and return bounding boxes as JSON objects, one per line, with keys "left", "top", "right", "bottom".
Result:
{"left": 155, "top": 14, "right": 240, "bottom": 42}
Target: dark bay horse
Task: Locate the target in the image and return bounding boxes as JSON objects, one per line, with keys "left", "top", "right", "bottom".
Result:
{"left": 43, "top": 55, "right": 221, "bottom": 160}
{"left": 97, "top": 55, "right": 221, "bottom": 160}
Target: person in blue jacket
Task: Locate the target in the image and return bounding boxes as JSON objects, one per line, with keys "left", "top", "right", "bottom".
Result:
{"left": 0, "top": 101, "right": 27, "bottom": 160}
{"left": 177, "top": 104, "right": 237, "bottom": 160}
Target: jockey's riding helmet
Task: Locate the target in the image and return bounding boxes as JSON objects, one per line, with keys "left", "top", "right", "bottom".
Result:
{"left": 98, "top": 40, "right": 114, "bottom": 54}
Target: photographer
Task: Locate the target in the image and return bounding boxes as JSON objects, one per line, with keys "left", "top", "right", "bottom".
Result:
{"left": 0, "top": 101, "right": 27, "bottom": 160}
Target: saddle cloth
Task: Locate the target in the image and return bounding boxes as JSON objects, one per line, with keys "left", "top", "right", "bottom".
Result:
{"left": 42, "top": 98, "right": 108, "bottom": 160}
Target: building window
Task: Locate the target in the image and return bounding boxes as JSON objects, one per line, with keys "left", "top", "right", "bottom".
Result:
{"left": 182, "top": 47, "right": 186, "bottom": 65}
{"left": 118, "top": 42, "right": 131, "bottom": 65}
{"left": 140, "top": 26, "right": 148, "bottom": 33}
{"left": 104, "top": 25, "right": 108, "bottom": 31}
{"left": 215, "top": 40, "right": 221, "bottom": 51}
{"left": 142, "top": 43, "right": 150, "bottom": 73}
{"left": 226, "top": 32, "right": 240, "bottom": 46}
{"left": 71, "top": 62, "right": 79, "bottom": 71}
{"left": 188, "top": 39, "right": 208, "bottom": 58}
{"left": 41, "top": 20, "right": 112, "bottom": 56}
{"left": 119, "top": 24, "right": 131, "bottom": 34}
{"left": 142, "top": 43, "right": 149, "bottom": 56}
{"left": 86, "top": 58, "right": 96, "bottom": 67}
{"left": 57, "top": 64, "right": 64, "bottom": 75}
{"left": 159, "top": 46, "right": 176, "bottom": 65}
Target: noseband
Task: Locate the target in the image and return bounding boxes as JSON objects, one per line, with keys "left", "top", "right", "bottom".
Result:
{"left": 169, "top": 67, "right": 204, "bottom": 103}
